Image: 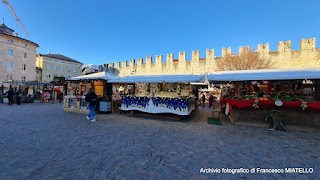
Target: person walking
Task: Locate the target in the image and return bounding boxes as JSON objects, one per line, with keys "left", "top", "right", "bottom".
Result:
{"left": 201, "top": 93, "right": 206, "bottom": 108}
{"left": 57, "top": 91, "right": 64, "bottom": 103}
{"left": 85, "top": 88, "right": 97, "bottom": 122}
{"left": 46, "top": 92, "right": 51, "bottom": 103}
{"left": 42, "top": 91, "right": 46, "bottom": 103}
{"left": 208, "top": 94, "right": 214, "bottom": 108}
{"left": 5, "top": 88, "right": 14, "bottom": 105}
{"left": 16, "top": 89, "right": 21, "bottom": 105}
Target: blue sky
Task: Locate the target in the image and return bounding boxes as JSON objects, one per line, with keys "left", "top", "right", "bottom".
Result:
{"left": 0, "top": 0, "right": 319, "bottom": 65}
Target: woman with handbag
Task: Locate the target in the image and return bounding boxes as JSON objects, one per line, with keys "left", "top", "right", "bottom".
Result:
{"left": 85, "top": 88, "right": 97, "bottom": 122}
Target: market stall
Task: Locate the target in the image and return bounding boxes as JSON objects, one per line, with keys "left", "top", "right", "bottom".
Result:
{"left": 1, "top": 81, "right": 52, "bottom": 103}
{"left": 108, "top": 74, "right": 204, "bottom": 116}
{"left": 65, "top": 72, "right": 118, "bottom": 113}
{"left": 208, "top": 68, "right": 320, "bottom": 129}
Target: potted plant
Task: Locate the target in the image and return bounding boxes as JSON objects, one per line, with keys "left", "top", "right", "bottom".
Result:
{"left": 265, "top": 109, "right": 287, "bottom": 131}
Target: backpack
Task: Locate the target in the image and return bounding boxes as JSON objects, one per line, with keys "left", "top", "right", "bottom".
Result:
{"left": 85, "top": 94, "right": 90, "bottom": 102}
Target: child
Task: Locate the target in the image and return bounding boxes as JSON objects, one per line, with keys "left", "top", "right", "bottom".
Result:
{"left": 46, "top": 92, "right": 51, "bottom": 103}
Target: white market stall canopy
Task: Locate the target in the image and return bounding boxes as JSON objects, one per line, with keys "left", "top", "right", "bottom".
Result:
{"left": 108, "top": 74, "right": 205, "bottom": 83}
{"left": 68, "top": 72, "right": 118, "bottom": 81}
{"left": 208, "top": 68, "right": 320, "bottom": 81}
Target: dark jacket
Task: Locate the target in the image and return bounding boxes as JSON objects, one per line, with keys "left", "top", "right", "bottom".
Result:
{"left": 58, "top": 92, "right": 63, "bottom": 100}
{"left": 6, "top": 89, "right": 14, "bottom": 98}
{"left": 201, "top": 94, "right": 206, "bottom": 102}
{"left": 209, "top": 95, "right": 214, "bottom": 103}
{"left": 16, "top": 90, "right": 21, "bottom": 96}
{"left": 85, "top": 92, "right": 97, "bottom": 104}
{"left": 16, "top": 91, "right": 21, "bottom": 98}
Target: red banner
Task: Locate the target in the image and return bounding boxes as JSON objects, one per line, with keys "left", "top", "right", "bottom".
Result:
{"left": 226, "top": 99, "right": 320, "bottom": 110}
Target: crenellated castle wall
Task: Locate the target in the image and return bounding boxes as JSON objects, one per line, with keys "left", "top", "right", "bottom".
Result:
{"left": 99, "top": 38, "right": 320, "bottom": 76}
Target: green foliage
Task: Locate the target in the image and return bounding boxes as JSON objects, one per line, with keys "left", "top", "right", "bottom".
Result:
{"left": 265, "top": 109, "right": 287, "bottom": 131}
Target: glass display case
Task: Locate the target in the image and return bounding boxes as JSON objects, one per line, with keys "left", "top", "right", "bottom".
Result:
{"left": 63, "top": 96, "right": 89, "bottom": 113}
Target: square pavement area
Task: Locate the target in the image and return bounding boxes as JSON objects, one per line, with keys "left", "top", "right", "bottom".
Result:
{"left": 0, "top": 103, "right": 319, "bottom": 179}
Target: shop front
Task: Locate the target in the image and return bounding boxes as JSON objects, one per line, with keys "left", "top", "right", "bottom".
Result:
{"left": 208, "top": 68, "right": 320, "bottom": 129}
{"left": 108, "top": 74, "right": 204, "bottom": 116}
{"left": 1, "top": 81, "right": 52, "bottom": 103}
{"left": 64, "top": 72, "right": 117, "bottom": 113}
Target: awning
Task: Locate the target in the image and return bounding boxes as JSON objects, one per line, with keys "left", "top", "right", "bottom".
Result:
{"left": 68, "top": 72, "right": 118, "bottom": 81}
{"left": 108, "top": 74, "right": 205, "bottom": 83}
{"left": 208, "top": 68, "right": 320, "bottom": 81}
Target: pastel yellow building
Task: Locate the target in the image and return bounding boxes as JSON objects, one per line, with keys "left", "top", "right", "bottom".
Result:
{"left": 0, "top": 23, "right": 39, "bottom": 84}
{"left": 36, "top": 53, "right": 83, "bottom": 82}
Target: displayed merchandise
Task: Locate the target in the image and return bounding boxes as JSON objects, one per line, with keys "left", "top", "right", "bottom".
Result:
{"left": 117, "top": 83, "right": 196, "bottom": 115}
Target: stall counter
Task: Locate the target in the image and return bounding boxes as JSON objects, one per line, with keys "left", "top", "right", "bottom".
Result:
{"left": 64, "top": 96, "right": 88, "bottom": 113}
{"left": 224, "top": 99, "right": 320, "bottom": 129}
{"left": 120, "top": 96, "right": 195, "bottom": 116}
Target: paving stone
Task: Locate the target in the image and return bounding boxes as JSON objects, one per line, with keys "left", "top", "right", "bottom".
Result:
{"left": 0, "top": 103, "right": 319, "bottom": 179}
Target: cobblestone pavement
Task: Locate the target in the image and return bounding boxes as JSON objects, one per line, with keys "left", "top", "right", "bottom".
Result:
{"left": 0, "top": 103, "right": 319, "bottom": 180}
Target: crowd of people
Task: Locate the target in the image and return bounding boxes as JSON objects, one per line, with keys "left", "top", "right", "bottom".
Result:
{"left": 4, "top": 89, "right": 22, "bottom": 105}
{"left": 4, "top": 88, "right": 64, "bottom": 105}
{"left": 201, "top": 93, "right": 216, "bottom": 108}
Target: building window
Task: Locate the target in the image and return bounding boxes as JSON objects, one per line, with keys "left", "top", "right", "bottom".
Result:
{"left": 47, "top": 64, "right": 51, "bottom": 70}
{"left": 47, "top": 73, "right": 51, "bottom": 78}
{"left": 22, "top": 64, "right": 26, "bottom": 71}
{"left": 68, "top": 68, "right": 71, "bottom": 72}
{"left": 54, "top": 74, "right": 58, "bottom": 77}
{"left": 61, "top": 66, "right": 64, "bottom": 71}
{"left": 21, "top": 76, "right": 26, "bottom": 82}
{"left": 24, "top": 43, "right": 27, "bottom": 47}
{"left": 73, "top": 68, "right": 76, "bottom": 72}
{"left": 54, "top": 65, "right": 58, "bottom": 71}
{"left": 7, "top": 49, "right": 13, "bottom": 56}
{"left": 6, "top": 62, "right": 13, "bottom": 70}
{"left": 24, "top": 53, "right": 27, "bottom": 58}
{"left": 7, "top": 39, "right": 13, "bottom": 44}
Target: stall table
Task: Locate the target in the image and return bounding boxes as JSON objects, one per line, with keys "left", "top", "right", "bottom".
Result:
{"left": 64, "top": 96, "right": 88, "bottom": 113}
{"left": 121, "top": 96, "right": 195, "bottom": 116}
{"left": 225, "top": 99, "right": 320, "bottom": 128}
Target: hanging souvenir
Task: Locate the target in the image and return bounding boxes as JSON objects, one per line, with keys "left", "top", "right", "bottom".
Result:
{"left": 251, "top": 81, "right": 257, "bottom": 85}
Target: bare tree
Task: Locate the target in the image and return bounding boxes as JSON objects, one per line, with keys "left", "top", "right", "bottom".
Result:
{"left": 215, "top": 47, "right": 274, "bottom": 71}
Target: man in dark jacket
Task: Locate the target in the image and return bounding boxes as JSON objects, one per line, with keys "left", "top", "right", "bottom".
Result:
{"left": 5, "top": 89, "right": 14, "bottom": 105}
{"left": 85, "top": 88, "right": 97, "bottom": 122}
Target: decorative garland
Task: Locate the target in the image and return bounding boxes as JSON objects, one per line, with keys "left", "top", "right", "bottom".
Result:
{"left": 121, "top": 96, "right": 190, "bottom": 111}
